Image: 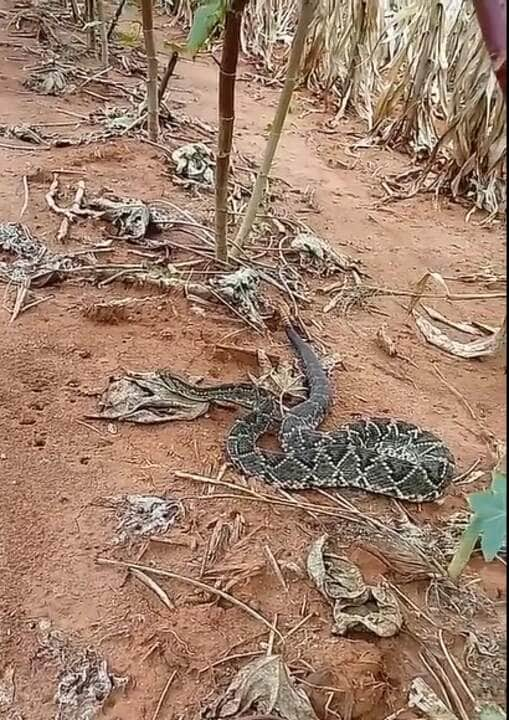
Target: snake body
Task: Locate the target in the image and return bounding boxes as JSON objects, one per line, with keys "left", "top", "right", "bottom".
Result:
{"left": 162, "top": 326, "right": 455, "bottom": 502}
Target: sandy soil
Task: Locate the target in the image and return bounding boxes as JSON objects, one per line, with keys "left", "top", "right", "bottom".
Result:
{"left": 0, "top": 3, "right": 506, "bottom": 719}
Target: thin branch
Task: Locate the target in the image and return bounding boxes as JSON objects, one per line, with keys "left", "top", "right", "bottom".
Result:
{"left": 95, "top": 0, "right": 109, "bottom": 70}
{"left": 151, "top": 670, "right": 177, "bottom": 720}
{"left": 158, "top": 50, "right": 179, "bottom": 103}
{"left": 232, "top": 0, "right": 317, "bottom": 256}
{"left": 215, "top": 0, "right": 249, "bottom": 262}
{"left": 107, "top": 0, "right": 128, "bottom": 41}
{"left": 140, "top": 0, "right": 159, "bottom": 141}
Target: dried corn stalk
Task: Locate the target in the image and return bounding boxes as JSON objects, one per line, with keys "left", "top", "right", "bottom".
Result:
{"left": 443, "top": 16, "right": 506, "bottom": 214}
{"left": 241, "top": 0, "right": 296, "bottom": 73}
{"left": 160, "top": 0, "right": 506, "bottom": 214}
{"left": 369, "top": 0, "right": 450, "bottom": 151}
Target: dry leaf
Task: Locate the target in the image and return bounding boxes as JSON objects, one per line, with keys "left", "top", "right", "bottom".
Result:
{"left": 89, "top": 371, "right": 210, "bottom": 423}
{"left": 414, "top": 311, "right": 502, "bottom": 358}
{"left": 203, "top": 655, "right": 319, "bottom": 719}
{"left": 410, "top": 271, "right": 452, "bottom": 313}
{"left": 307, "top": 535, "right": 369, "bottom": 605}
{"left": 307, "top": 535, "right": 402, "bottom": 637}
{"left": 408, "top": 677, "right": 459, "bottom": 720}
{"left": 421, "top": 305, "right": 484, "bottom": 336}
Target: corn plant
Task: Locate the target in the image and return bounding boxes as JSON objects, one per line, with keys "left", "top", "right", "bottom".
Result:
{"left": 447, "top": 1, "right": 507, "bottom": 582}
{"left": 184, "top": 0, "right": 248, "bottom": 262}
{"left": 448, "top": 463, "right": 506, "bottom": 581}
{"left": 183, "top": 0, "right": 316, "bottom": 261}
{"left": 163, "top": 0, "right": 506, "bottom": 215}
{"left": 140, "top": 0, "right": 159, "bottom": 141}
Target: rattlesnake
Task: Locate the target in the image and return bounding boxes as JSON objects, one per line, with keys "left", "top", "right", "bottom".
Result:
{"left": 161, "top": 325, "right": 455, "bottom": 502}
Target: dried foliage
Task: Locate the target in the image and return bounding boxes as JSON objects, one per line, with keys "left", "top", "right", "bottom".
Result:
{"left": 162, "top": 0, "right": 506, "bottom": 214}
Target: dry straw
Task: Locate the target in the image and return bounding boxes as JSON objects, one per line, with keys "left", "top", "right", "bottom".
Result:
{"left": 162, "top": 0, "right": 505, "bottom": 215}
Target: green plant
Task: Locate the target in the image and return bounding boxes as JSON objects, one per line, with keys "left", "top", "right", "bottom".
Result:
{"left": 447, "top": 464, "right": 506, "bottom": 581}
{"left": 185, "top": 0, "right": 226, "bottom": 56}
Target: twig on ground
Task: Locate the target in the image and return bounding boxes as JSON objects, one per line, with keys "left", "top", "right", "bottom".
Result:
{"left": 19, "top": 175, "right": 29, "bottom": 219}
{"left": 7, "top": 279, "right": 30, "bottom": 323}
{"left": 265, "top": 613, "right": 278, "bottom": 656}
{"left": 418, "top": 648, "right": 470, "bottom": 720}
{"left": 277, "top": 613, "right": 315, "bottom": 645}
{"left": 198, "top": 650, "right": 260, "bottom": 675}
{"left": 176, "top": 470, "right": 438, "bottom": 563}
{"left": 151, "top": 670, "right": 177, "bottom": 720}
{"left": 388, "top": 582, "right": 440, "bottom": 628}
{"left": 0, "top": 141, "right": 50, "bottom": 151}
{"left": 263, "top": 544, "right": 288, "bottom": 592}
{"left": 57, "top": 179, "right": 86, "bottom": 240}
{"left": 45, "top": 173, "right": 72, "bottom": 220}
{"left": 129, "top": 567, "right": 175, "bottom": 610}
{"left": 438, "top": 629, "right": 477, "bottom": 708}
{"left": 431, "top": 364, "right": 477, "bottom": 421}
{"left": 175, "top": 470, "right": 355, "bottom": 521}
{"left": 322, "top": 281, "right": 505, "bottom": 304}
{"left": 97, "top": 557, "right": 283, "bottom": 639}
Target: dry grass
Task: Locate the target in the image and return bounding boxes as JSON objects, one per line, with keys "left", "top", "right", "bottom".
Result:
{"left": 162, "top": 0, "right": 506, "bottom": 215}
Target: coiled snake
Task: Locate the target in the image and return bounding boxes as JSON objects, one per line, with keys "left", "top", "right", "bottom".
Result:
{"left": 162, "top": 325, "right": 455, "bottom": 502}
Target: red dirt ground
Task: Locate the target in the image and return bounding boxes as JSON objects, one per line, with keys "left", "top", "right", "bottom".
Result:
{"left": 0, "top": 4, "right": 506, "bottom": 719}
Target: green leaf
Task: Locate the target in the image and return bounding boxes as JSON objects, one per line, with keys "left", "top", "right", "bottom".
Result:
{"left": 478, "top": 702, "right": 506, "bottom": 720}
{"left": 468, "top": 470, "right": 506, "bottom": 562}
{"left": 185, "top": 0, "right": 226, "bottom": 56}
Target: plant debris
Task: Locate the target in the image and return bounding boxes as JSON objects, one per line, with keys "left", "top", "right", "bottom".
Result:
{"left": 85, "top": 193, "right": 208, "bottom": 246}
{"left": 408, "top": 676, "right": 459, "bottom": 720}
{"left": 108, "top": 493, "right": 182, "bottom": 543}
{"left": 0, "top": 665, "right": 21, "bottom": 720}
{"left": 89, "top": 371, "right": 210, "bottom": 423}
{"left": 209, "top": 268, "right": 269, "bottom": 328}
{"left": 0, "top": 222, "right": 81, "bottom": 285}
{"left": 250, "top": 347, "right": 306, "bottom": 401}
{"left": 0, "top": 122, "right": 50, "bottom": 145}
{"left": 55, "top": 651, "right": 126, "bottom": 720}
{"left": 172, "top": 142, "right": 215, "bottom": 186}
{"left": 414, "top": 311, "right": 504, "bottom": 359}
{"left": 35, "top": 619, "right": 127, "bottom": 720}
{"left": 290, "top": 231, "right": 361, "bottom": 276}
{"left": 307, "top": 535, "right": 403, "bottom": 637}
{"left": 202, "top": 654, "right": 319, "bottom": 719}
{"left": 24, "top": 63, "right": 71, "bottom": 95}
